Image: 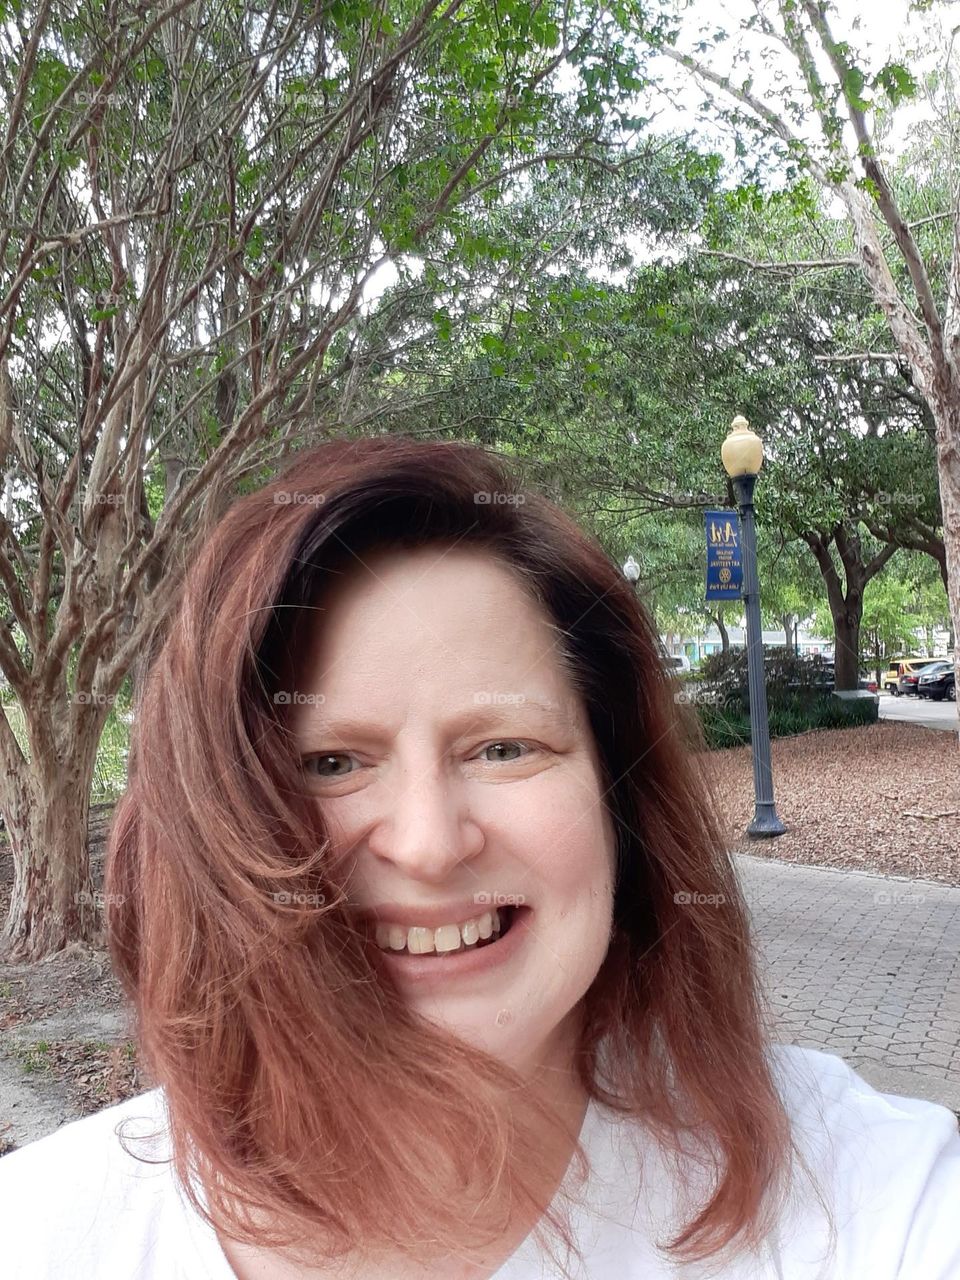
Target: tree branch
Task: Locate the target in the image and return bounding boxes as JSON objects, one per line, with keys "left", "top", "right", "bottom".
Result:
{"left": 700, "top": 249, "right": 859, "bottom": 272}
{"left": 812, "top": 352, "right": 902, "bottom": 363}
{"left": 802, "top": 1, "right": 945, "bottom": 358}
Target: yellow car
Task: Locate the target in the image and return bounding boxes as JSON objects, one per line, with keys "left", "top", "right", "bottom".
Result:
{"left": 881, "top": 659, "right": 909, "bottom": 695}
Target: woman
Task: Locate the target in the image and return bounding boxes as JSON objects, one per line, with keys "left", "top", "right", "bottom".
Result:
{"left": 1, "top": 434, "right": 958, "bottom": 1280}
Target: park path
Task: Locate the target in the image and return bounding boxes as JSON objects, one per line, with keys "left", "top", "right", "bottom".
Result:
{"left": 736, "top": 853, "right": 960, "bottom": 1111}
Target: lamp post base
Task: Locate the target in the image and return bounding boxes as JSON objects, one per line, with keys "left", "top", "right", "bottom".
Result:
{"left": 746, "top": 805, "right": 787, "bottom": 838}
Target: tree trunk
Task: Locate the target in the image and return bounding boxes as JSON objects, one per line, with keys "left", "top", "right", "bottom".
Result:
{"left": 935, "top": 544, "right": 948, "bottom": 594}
{"left": 0, "top": 704, "right": 104, "bottom": 961}
{"left": 1, "top": 774, "right": 98, "bottom": 960}
{"left": 781, "top": 612, "right": 794, "bottom": 650}
{"left": 833, "top": 607, "right": 861, "bottom": 691}
{"left": 931, "top": 396, "right": 960, "bottom": 734}
{"left": 709, "top": 607, "right": 729, "bottom": 653}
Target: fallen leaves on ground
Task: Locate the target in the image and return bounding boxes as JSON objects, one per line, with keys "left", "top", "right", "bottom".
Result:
{"left": 9, "top": 1036, "right": 146, "bottom": 1116}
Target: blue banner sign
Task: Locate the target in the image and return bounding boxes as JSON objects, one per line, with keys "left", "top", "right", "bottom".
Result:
{"left": 704, "top": 509, "right": 743, "bottom": 601}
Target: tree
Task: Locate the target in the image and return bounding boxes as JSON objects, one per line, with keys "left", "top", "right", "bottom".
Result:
{"left": 802, "top": 523, "right": 898, "bottom": 683}
{"left": 354, "top": 183, "right": 941, "bottom": 688}
{"left": 0, "top": 0, "right": 672, "bottom": 959}
{"left": 815, "top": 550, "right": 950, "bottom": 670}
{"left": 684, "top": 190, "right": 942, "bottom": 687}
{"left": 639, "top": 0, "right": 960, "bottom": 724}
{"left": 760, "top": 535, "right": 822, "bottom": 651}
{"left": 860, "top": 555, "right": 950, "bottom": 675}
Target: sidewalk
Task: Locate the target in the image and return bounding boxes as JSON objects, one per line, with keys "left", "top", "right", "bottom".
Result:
{"left": 878, "top": 693, "right": 958, "bottom": 733}
{"left": 736, "top": 853, "right": 960, "bottom": 1112}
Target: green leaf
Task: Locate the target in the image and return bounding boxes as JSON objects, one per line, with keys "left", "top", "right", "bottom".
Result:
{"left": 480, "top": 333, "right": 505, "bottom": 356}
{"left": 841, "top": 66, "right": 871, "bottom": 113}
{"left": 872, "top": 62, "right": 919, "bottom": 106}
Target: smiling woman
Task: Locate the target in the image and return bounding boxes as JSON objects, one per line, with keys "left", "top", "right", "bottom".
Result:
{"left": 1, "top": 435, "right": 958, "bottom": 1280}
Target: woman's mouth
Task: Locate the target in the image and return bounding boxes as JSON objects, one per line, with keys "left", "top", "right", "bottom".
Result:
{"left": 372, "top": 906, "right": 515, "bottom": 956}
{"left": 367, "top": 906, "right": 530, "bottom": 986}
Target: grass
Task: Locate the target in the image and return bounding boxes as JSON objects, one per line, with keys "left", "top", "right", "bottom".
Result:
{"left": 12, "top": 1039, "right": 53, "bottom": 1074}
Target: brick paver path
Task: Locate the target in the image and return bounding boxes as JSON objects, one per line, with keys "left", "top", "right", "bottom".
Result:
{"left": 735, "top": 854, "right": 960, "bottom": 1111}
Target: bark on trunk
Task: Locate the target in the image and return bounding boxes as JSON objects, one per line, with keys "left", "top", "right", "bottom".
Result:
{"left": 0, "top": 772, "right": 98, "bottom": 960}
{"left": 931, "top": 396, "right": 960, "bottom": 736}
{"left": 781, "top": 612, "right": 796, "bottom": 652}
{"left": 709, "top": 607, "right": 729, "bottom": 653}
{"left": 0, "top": 768, "right": 97, "bottom": 962}
{"left": 833, "top": 609, "right": 861, "bottom": 692}
{"left": 0, "top": 705, "right": 104, "bottom": 961}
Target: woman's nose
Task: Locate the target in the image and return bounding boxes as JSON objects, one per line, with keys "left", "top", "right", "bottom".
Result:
{"left": 365, "top": 760, "right": 483, "bottom": 881}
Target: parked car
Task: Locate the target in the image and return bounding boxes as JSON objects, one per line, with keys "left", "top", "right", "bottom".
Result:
{"left": 918, "top": 662, "right": 956, "bottom": 702}
{"left": 665, "top": 654, "right": 692, "bottom": 675}
{"left": 812, "top": 667, "right": 878, "bottom": 692}
{"left": 897, "top": 659, "right": 941, "bottom": 696}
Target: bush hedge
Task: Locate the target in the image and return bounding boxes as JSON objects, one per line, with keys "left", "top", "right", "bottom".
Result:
{"left": 690, "top": 649, "right": 878, "bottom": 749}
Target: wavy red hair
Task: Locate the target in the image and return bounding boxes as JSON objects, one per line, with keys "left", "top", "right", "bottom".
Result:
{"left": 106, "top": 434, "right": 823, "bottom": 1276}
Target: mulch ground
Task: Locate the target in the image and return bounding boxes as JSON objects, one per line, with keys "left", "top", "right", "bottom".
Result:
{"left": 707, "top": 720, "right": 960, "bottom": 885}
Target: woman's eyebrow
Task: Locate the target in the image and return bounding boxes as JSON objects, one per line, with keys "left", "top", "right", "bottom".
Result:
{"left": 301, "top": 697, "right": 568, "bottom": 741}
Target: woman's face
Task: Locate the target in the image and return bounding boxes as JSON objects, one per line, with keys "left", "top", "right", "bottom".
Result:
{"left": 288, "top": 544, "right": 617, "bottom": 1078}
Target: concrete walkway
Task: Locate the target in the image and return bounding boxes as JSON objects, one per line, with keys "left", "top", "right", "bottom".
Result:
{"left": 736, "top": 854, "right": 960, "bottom": 1112}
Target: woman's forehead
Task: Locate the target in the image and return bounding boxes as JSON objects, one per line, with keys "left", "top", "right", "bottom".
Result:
{"left": 318, "top": 541, "right": 531, "bottom": 609}
{"left": 286, "top": 547, "right": 588, "bottom": 732}
{"left": 298, "top": 547, "right": 561, "bottom": 672}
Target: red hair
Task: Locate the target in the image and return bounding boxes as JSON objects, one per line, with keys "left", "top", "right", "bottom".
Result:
{"left": 106, "top": 434, "right": 820, "bottom": 1275}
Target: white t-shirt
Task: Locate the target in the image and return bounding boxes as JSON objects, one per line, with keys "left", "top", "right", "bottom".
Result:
{"left": 1, "top": 1045, "right": 958, "bottom": 1279}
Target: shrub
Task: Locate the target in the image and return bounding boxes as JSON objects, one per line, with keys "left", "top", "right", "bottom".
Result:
{"left": 696, "top": 686, "right": 877, "bottom": 750}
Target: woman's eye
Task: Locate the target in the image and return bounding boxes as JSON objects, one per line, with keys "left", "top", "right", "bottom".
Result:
{"left": 302, "top": 743, "right": 534, "bottom": 777}
{"left": 476, "top": 741, "right": 529, "bottom": 763}
{"left": 304, "top": 753, "right": 357, "bottom": 779}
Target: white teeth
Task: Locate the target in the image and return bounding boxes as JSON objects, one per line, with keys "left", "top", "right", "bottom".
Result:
{"left": 434, "top": 924, "right": 462, "bottom": 953}
{"left": 372, "top": 908, "right": 510, "bottom": 955}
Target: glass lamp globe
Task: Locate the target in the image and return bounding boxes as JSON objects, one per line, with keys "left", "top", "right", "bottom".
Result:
{"left": 721, "top": 415, "right": 764, "bottom": 477}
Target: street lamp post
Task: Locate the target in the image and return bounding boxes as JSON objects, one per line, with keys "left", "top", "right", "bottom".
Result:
{"left": 721, "top": 415, "right": 786, "bottom": 838}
